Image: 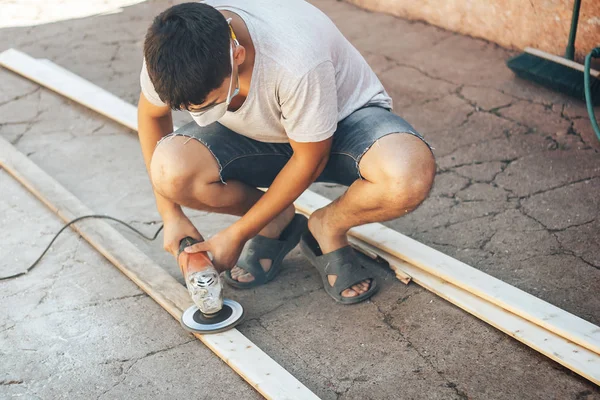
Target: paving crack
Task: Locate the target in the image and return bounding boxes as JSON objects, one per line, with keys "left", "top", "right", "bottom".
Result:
{"left": 253, "top": 317, "right": 337, "bottom": 393}
{"left": 90, "top": 123, "right": 106, "bottom": 134}
{"left": 363, "top": 50, "right": 570, "bottom": 121}
{"left": 250, "top": 287, "right": 322, "bottom": 320}
{"left": 97, "top": 336, "right": 196, "bottom": 400}
{"left": 370, "top": 299, "right": 468, "bottom": 399}
{"left": 516, "top": 177, "right": 599, "bottom": 201}
{"left": 7, "top": 122, "right": 34, "bottom": 146}
{"left": 31, "top": 292, "right": 147, "bottom": 320}
{"left": 365, "top": 52, "right": 459, "bottom": 87}
{"left": 0, "top": 87, "right": 41, "bottom": 108}
{"left": 0, "top": 379, "right": 24, "bottom": 385}
{"left": 418, "top": 211, "right": 503, "bottom": 235}
{"left": 33, "top": 237, "right": 83, "bottom": 309}
{"left": 547, "top": 219, "right": 596, "bottom": 234}
{"left": 137, "top": 338, "right": 196, "bottom": 360}
{"left": 128, "top": 219, "right": 163, "bottom": 226}
{"left": 8, "top": 237, "right": 83, "bottom": 326}
{"left": 336, "top": 368, "right": 369, "bottom": 399}
{"left": 558, "top": 104, "right": 594, "bottom": 148}
{"left": 0, "top": 323, "right": 16, "bottom": 335}
{"left": 479, "top": 231, "right": 497, "bottom": 251}
{"left": 516, "top": 206, "right": 599, "bottom": 269}
{"left": 551, "top": 237, "right": 600, "bottom": 270}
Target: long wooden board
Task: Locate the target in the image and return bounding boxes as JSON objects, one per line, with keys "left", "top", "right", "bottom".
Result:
{"left": 2, "top": 48, "right": 600, "bottom": 382}
{"left": 0, "top": 135, "right": 320, "bottom": 400}
{"left": 353, "top": 240, "right": 600, "bottom": 386}
{"left": 295, "top": 191, "right": 600, "bottom": 356}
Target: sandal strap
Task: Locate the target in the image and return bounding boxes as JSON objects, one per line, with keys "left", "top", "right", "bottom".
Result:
{"left": 320, "top": 247, "right": 375, "bottom": 295}
{"left": 236, "top": 235, "right": 286, "bottom": 284}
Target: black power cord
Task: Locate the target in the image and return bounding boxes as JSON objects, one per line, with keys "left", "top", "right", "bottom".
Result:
{"left": 0, "top": 215, "right": 163, "bottom": 281}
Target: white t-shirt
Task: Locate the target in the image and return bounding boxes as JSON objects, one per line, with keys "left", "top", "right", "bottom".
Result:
{"left": 140, "top": 0, "right": 392, "bottom": 143}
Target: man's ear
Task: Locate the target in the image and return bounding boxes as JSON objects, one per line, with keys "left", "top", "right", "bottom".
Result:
{"left": 233, "top": 45, "right": 246, "bottom": 66}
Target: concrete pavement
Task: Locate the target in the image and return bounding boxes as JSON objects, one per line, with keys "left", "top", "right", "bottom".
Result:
{"left": 1, "top": 0, "right": 599, "bottom": 398}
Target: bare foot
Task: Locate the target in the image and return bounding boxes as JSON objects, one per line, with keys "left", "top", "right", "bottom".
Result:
{"left": 307, "top": 208, "right": 371, "bottom": 298}
{"left": 229, "top": 205, "right": 296, "bottom": 283}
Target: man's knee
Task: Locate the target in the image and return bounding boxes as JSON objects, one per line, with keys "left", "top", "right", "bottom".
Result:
{"left": 150, "top": 135, "right": 220, "bottom": 202}
{"left": 361, "top": 133, "right": 436, "bottom": 209}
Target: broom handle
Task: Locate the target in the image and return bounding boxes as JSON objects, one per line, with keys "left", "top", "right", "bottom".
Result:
{"left": 565, "top": 0, "right": 581, "bottom": 60}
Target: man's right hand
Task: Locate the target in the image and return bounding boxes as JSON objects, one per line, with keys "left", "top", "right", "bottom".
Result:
{"left": 162, "top": 211, "right": 203, "bottom": 257}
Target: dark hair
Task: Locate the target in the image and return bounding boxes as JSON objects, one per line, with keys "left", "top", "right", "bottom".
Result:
{"left": 144, "top": 3, "right": 231, "bottom": 110}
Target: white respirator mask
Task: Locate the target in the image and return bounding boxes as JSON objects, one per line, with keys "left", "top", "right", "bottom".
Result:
{"left": 190, "top": 20, "right": 240, "bottom": 127}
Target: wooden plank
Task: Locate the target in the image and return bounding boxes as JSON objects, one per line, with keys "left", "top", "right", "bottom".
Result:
{"left": 2, "top": 48, "right": 599, "bottom": 359}
{"left": 0, "top": 136, "right": 319, "bottom": 400}
{"left": 386, "top": 261, "right": 412, "bottom": 285}
{"left": 348, "top": 236, "right": 411, "bottom": 284}
{"left": 294, "top": 190, "right": 600, "bottom": 356}
{"left": 353, "top": 240, "right": 600, "bottom": 386}
{"left": 0, "top": 49, "right": 138, "bottom": 131}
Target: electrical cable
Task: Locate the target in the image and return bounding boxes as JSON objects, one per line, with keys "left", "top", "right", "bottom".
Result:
{"left": 0, "top": 215, "right": 163, "bottom": 281}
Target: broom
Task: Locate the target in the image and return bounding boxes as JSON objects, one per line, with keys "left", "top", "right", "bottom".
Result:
{"left": 506, "top": 0, "right": 600, "bottom": 106}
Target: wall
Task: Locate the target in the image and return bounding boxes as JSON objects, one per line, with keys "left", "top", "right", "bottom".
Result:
{"left": 346, "top": 0, "right": 600, "bottom": 61}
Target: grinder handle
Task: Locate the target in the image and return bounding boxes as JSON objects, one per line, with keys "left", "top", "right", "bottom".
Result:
{"left": 178, "top": 236, "right": 201, "bottom": 257}
{"left": 177, "top": 236, "right": 214, "bottom": 278}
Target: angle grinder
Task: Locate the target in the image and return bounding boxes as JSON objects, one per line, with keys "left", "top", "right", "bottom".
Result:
{"left": 178, "top": 237, "right": 244, "bottom": 334}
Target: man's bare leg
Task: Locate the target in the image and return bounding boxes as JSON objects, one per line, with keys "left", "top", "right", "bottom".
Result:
{"left": 307, "top": 133, "right": 436, "bottom": 297}
{"left": 150, "top": 136, "right": 295, "bottom": 283}
{"left": 151, "top": 133, "right": 435, "bottom": 297}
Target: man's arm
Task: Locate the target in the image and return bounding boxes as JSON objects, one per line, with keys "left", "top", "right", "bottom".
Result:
{"left": 183, "top": 63, "right": 337, "bottom": 268}
{"left": 183, "top": 137, "right": 331, "bottom": 270}
{"left": 138, "top": 92, "right": 202, "bottom": 254}
{"left": 232, "top": 137, "right": 332, "bottom": 241}
{"left": 137, "top": 92, "right": 179, "bottom": 217}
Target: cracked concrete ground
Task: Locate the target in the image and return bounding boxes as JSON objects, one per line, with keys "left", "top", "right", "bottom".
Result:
{"left": 1, "top": 0, "right": 599, "bottom": 398}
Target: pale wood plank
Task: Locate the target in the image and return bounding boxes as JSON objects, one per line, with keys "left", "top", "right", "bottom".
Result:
{"left": 0, "top": 135, "right": 320, "bottom": 400}
{"left": 295, "top": 190, "right": 600, "bottom": 356}
{"left": 354, "top": 240, "right": 600, "bottom": 386}
{"left": 0, "top": 49, "right": 139, "bottom": 131}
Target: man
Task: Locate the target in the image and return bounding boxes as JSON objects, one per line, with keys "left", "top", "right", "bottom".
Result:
{"left": 138, "top": 0, "right": 435, "bottom": 304}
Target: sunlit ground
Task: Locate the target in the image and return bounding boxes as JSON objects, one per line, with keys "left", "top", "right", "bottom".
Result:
{"left": 0, "top": 0, "right": 148, "bottom": 28}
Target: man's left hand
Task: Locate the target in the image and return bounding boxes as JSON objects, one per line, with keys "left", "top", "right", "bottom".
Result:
{"left": 184, "top": 226, "right": 246, "bottom": 272}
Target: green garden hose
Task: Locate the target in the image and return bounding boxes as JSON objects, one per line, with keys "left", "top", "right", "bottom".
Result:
{"left": 584, "top": 47, "right": 600, "bottom": 141}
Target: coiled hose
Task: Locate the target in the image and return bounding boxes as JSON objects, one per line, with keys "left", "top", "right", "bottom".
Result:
{"left": 584, "top": 47, "right": 600, "bottom": 141}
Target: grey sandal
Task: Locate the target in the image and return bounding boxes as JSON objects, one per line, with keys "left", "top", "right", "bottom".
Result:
{"left": 224, "top": 214, "right": 308, "bottom": 289}
{"left": 300, "top": 231, "right": 379, "bottom": 304}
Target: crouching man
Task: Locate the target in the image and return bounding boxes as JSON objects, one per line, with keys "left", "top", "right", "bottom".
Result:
{"left": 137, "top": 0, "right": 435, "bottom": 304}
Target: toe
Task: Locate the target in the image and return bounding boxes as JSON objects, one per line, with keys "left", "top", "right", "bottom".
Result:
{"left": 342, "top": 288, "right": 358, "bottom": 297}
{"left": 351, "top": 280, "right": 371, "bottom": 294}
{"left": 236, "top": 272, "right": 256, "bottom": 283}
{"left": 231, "top": 266, "right": 242, "bottom": 279}
{"left": 351, "top": 284, "right": 364, "bottom": 294}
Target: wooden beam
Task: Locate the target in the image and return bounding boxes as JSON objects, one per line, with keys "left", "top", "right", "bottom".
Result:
{"left": 353, "top": 240, "right": 600, "bottom": 386}
{"left": 348, "top": 236, "right": 411, "bottom": 285}
{"left": 295, "top": 190, "right": 600, "bottom": 356}
{"left": 0, "top": 135, "right": 319, "bottom": 400}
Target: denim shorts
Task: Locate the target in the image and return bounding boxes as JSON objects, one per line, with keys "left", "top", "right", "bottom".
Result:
{"left": 160, "top": 106, "right": 431, "bottom": 187}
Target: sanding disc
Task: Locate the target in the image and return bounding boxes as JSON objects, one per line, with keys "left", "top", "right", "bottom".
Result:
{"left": 180, "top": 299, "right": 244, "bottom": 334}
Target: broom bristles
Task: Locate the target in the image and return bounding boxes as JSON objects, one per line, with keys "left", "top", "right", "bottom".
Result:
{"left": 507, "top": 52, "right": 600, "bottom": 106}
